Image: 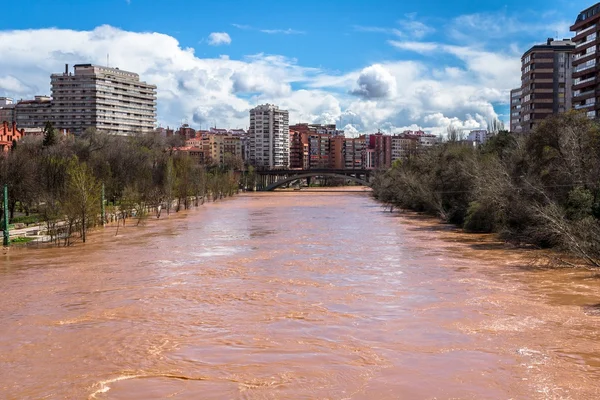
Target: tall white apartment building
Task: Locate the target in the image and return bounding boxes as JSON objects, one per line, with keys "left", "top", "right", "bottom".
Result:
{"left": 248, "top": 104, "right": 289, "bottom": 169}
{"left": 51, "top": 64, "right": 157, "bottom": 135}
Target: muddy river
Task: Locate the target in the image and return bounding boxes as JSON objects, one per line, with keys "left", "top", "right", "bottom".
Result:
{"left": 1, "top": 191, "right": 599, "bottom": 399}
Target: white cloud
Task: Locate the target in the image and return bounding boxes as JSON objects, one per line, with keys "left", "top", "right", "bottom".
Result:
{"left": 353, "top": 14, "right": 434, "bottom": 39}
{"left": 397, "top": 15, "right": 435, "bottom": 39}
{"left": 207, "top": 32, "right": 231, "bottom": 46}
{"left": 350, "top": 64, "right": 397, "bottom": 99}
{"left": 260, "top": 28, "right": 305, "bottom": 35}
{"left": 231, "top": 24, "right": 305, "bottom": 35}
{"left": 0, "top": 75, "right": 32, "bottom": 94}
{"left": 0, "top": 24, "right": 512, "bottom": 135}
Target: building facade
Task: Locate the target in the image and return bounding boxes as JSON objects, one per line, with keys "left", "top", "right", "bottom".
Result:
{"left": 0, "top": 121, "right": 24, "bottom": 152}
{"left": 510, "top": 88, "right": 523, "bottom": 132}
{"left": 344, "top": 136, "right": 366, "bottom": 169}
{"left": 15, "top": 96, "right": 53, "bottom": 129}
{"left": 368, "top": 133, "right": 393, "bottom": 169}
{"left": 570, "top": 3, "right": 600, "bottom": 118}
{"left": 248, "top": 104, "right": 289, "bottom": 169}
{"left": 520, "top": 38, "right": 575, "bottom": 132}
{"left": 0, "top": 103, "right": 15, "bottom": 125}
{"left": 50, "top": 64, "right": 157, "bottom": 135}
{"left": 391, "top": 134, "right": 418, "bottom": 162}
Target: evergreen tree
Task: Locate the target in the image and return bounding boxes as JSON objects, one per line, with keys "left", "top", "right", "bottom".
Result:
{"left": 42, "top": 121, "right": 58, "bottom": 147}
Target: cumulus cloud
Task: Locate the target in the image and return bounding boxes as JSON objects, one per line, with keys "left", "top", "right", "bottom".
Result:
{"left": 0, "top": 24, "right": 514, "bottom": 135}
{"left": 350, "top": 64, "right": 397, "bottom": 99}
{"left": 208, "top": 32, "right": 231, "bottom": 46}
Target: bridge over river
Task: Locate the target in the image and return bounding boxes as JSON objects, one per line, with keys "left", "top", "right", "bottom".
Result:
{"left": 255, "top": 169, "right": 372, "bottom": 191}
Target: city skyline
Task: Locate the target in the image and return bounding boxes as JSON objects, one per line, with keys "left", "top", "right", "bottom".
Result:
{"left": 0, "top": 0, "right": 595, "bottom": 136}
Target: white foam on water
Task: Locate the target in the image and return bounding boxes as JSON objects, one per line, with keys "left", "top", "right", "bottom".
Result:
{"left": 88, "top": 375, "right": 141, "bottom": 399}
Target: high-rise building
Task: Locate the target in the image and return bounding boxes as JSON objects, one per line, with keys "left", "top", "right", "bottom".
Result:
{"left": 510, "top": 88, "right": 523, "bottom": 132}
{"left": 368, "top": 133, "right": 393, "bottom": 169}
{"left": 248, "top": 104, "right": 289, "bottom": 169}
{"left": 519, "top": 38, "right": 575, "bottom": 132}
{"left": 51, "top": 64, "right": 157, "bottom": 135}
{"left": 571, "top": 3, "right": 600, "bottom": 118}
{"left": 330, "top": 136, "right": 345, "bottom": 169}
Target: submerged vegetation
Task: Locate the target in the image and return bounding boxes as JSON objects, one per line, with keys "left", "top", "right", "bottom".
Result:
{"left": 1, "top": 127, "right": 241, "bottom": 245}
{"left": 373, "top": 111, "right": 600, "bottom": 268}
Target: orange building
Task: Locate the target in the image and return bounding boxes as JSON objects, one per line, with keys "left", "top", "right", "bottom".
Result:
{"left": 330, "top": 135, "right": 345, "bottom": 169}
{"left": 0, "top": 121, "right": 24, "bottom": 152}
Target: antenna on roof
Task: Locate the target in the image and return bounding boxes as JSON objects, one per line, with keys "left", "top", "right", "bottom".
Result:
{"left": 107, "top": 53, "right": 110, "bottom": 68}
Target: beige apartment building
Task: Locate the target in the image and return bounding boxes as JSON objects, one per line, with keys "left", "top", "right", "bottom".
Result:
{"left": 202, "top": 133, "right": 243, "bottom": 165}
{"left": 51, "top": 64, "right": 157, "bottom": 135}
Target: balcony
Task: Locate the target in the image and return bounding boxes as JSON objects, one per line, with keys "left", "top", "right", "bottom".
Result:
{"left": 576, "top": 24, "right": 597, "bottom": 37}
{"left": 575, "top": 102, "right": 596, "bottom": 109}
{"left": 573, "top": 89, "right": 595, "bottom": 98}
{"left": 576, "top": 34, "right": 598, "bottom": 48}
{"left": 574, "top": 76, "right": 596, "bottom": 86}
{"left": 574, "top": 61, "right": 597, "bottom": 73}
{"left": 574, "top": 48, "right": 597, "bottom": 60}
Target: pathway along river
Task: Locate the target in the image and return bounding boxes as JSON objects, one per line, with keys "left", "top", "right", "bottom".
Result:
{"left": 1, "top": 191, "right": 600, "bottom": 399}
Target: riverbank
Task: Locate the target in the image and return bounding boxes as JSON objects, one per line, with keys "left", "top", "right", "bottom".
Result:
{"left": 1, "top": 193, "right": 238, "bottom": 251}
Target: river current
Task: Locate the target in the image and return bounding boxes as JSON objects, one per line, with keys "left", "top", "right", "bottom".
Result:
{"left": 1, "top": 191, "right": 599, "bottom": 399}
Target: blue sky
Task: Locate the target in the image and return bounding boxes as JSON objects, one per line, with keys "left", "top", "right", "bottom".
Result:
{"left": 0, "top": 0, "right": 596, "bottom": 134}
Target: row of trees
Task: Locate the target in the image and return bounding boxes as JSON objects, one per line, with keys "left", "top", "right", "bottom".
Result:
{"left": 372, "top": 111, "right": 600, "bottom": 268}
{"left": 0, "top": 124, "right": 242, "bottom": 245}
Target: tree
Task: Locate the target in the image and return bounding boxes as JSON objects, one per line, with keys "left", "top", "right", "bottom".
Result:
{"left": 63, "top": 158, "right": 101, "bottom": 243}
{"left": 42, "top": 121, "right": 58, "bottom": 147}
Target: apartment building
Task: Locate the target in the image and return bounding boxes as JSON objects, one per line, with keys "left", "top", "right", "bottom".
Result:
{"left": 467, "top": 130, "right": 491, "bottom": 144}
{"left": 344, "top": 136, "right": 366, "bottom": 169}
{"left": 0, "top": 97, "right": 15, "bottom": 125}
{"left": 289, "top": 130, "right": 308, "bottom": 169}
{"left": 391, "top": 134, "right": 418, "bottom": 162}
{"left": 202, "top": 133, "right": 243, "bottom": 165}
{"left": 289, "top": 123, "right": 344, "bottom": 136}
{"left": 308, "top": 133, "right": 330, "bottom": 169}
{"left": 570, "top": 3, "right": 600, "bottom": 118}
{"left": 330, "top": 136, "right": 345, "bottom": 169}
{"left": 51, "top": 64, "right": 157, "bottom": 135}
{"left": 368, "top": 133, "right": 393, "bottom": 169}
{"left": 15, "top": 96, "right": 53, "bottom": 129}
{"left": 520, "top": 38, "right": 575, "bottom": 132}
{"left": 248, "top": 104, "right": 289, "bottom": 169}
{"left": 510, "top": 88, "right": 523, "bottom": 132}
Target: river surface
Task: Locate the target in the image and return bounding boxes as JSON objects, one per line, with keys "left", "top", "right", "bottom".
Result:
{"left": 1, "top": 191, "right": 599, "bottom": 399}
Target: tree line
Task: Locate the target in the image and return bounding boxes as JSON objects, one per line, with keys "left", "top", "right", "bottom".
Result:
{"left": 0, "top": 123, "right": 244, "bottom": 245}
{"left": 372, "top": 111, "right": 600, "bottom": 268}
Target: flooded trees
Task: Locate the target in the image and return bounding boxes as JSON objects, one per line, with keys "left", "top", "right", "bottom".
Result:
{"left": 372, "top": 111, "right": 600, "bottom": 268}
{"left": 63, "top": 158, "right": 101, "bottom": 243}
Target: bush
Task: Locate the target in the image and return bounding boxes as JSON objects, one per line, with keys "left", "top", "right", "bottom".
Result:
{"left": 463, "top": 202, "right": 495, "bottom": 233}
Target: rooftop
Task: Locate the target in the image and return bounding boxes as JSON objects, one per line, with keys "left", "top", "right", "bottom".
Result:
{"left": 574, "top": 2, "right": 600, "bottom": 25}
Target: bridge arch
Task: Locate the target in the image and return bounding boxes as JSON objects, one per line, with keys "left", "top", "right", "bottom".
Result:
{"left": 264, "top": 172, "right": 371, "bottom": 191}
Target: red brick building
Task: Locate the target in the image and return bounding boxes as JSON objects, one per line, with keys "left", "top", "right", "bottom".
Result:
{"left": 368, "top": 133, "right": 393, "bottom": 170}
{"left": 0, "top": 121, "right": 24, "bottom": 152}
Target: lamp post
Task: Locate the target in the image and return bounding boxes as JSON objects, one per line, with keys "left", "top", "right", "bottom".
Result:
{"left": 2, "top": 184, "right": 9, "bottom": 246}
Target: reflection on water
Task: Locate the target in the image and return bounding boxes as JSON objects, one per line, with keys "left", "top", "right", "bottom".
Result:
{"left": 0, "top": 192, "right": 599, "bottom": 399}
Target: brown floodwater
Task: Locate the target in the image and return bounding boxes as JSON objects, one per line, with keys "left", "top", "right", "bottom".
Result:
{"left": 1, "top": 191, "right": 599, "bottom": 399}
